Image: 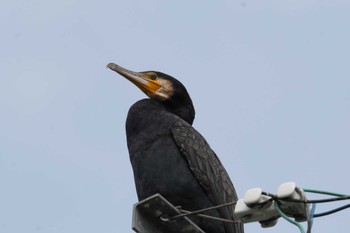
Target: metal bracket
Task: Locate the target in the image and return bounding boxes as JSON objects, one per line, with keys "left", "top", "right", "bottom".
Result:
{"left": 132, "top": 194, "right": 205, "bottom": 233}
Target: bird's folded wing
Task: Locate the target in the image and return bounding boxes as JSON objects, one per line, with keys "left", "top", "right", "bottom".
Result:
{"left": 171, "top": 120, "right": 243, "bottom": 233}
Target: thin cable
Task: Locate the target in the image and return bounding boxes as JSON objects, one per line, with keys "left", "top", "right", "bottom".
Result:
{"left": 163, "top": 188, "right": 350, "bottom": 227}
{"left": 166, "top": 201, "right": 237, "bottom": 220}
{"left": 306, "top": 203, "right": 316, "bottom": 233}
{"left": 270, "top": 195, "right": 350, "bottom": 204}
{"left": 177, "top": 209, "right": 239, "bottom": 223}
{"left": 263, "top": 190, "right": 350, "bottom": 203}
{"left": 274, "top": 201, "right": 305, "bottom": 233}
{"left": 313, "top": 203, "right": 350, "bottom": 218}
{"left": 303, "top": 189, "right": 348, "bottom": 197}
{"left": 303, "top": 189, "right": 350, "bottom": 218}
{"left": 310, "top": 203, "right": 316, "bottom": 224}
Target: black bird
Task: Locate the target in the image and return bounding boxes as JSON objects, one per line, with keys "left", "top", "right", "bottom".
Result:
{"left": 107, "top": 63, "right": 243, "bottom": 233}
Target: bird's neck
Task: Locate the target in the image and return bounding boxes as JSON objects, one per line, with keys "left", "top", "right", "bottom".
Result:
{"left": 163, "top": 98, "right": 195, "bottom": 125}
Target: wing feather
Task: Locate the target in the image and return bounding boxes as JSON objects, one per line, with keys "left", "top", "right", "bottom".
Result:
{"left": 172, "top": 121, "right": 243, "bottom": 233}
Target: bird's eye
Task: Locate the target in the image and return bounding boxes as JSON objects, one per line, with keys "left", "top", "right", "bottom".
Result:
{"left": 150, "top": 73, "right": 158, "bottom": 80}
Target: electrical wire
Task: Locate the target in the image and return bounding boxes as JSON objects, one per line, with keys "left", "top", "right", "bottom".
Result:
{"left": 268, "top": 188, "right": 350, "bottom": 233}
{"left": 313, "top": 203, "right": 350, "bottom": 218}
{"left": 263, "top": 189, "right": 350, "bottom": 204}
{"left": 303, "top": 188, "right": 348, "bottom": 197}
{"left": 162, "top": 187, "right": 350, "bottom": 231}
{"left": 274, "top": 201, "right": 305, "bottom": 233}
{"left": 306, "top": 203, "right": 316, "bottom": 233}
{"left": 177, "top": 209, "right": 239, "bottom": 223}
{"left": 268, "top": 195, "right": 350, "bottom": 204}
{"left": 166, "top": 200, "right": 237, "bottom": 220}
{"left": 303, "top": 188, "right": 350, "bottom": 218}
{"left": 309, "top": 203, "right": 316, "bottom": 224}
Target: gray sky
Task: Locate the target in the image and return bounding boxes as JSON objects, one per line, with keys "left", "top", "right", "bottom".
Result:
{"left": 1, "top": 1, "right": 349, "bottom": 233}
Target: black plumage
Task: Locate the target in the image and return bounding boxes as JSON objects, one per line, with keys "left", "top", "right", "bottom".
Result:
{"left": 107, "top": 63, "right": 243, "bottom": 233}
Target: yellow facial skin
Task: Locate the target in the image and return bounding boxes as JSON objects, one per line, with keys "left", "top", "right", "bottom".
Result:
{"left": 138, "top": 72, "right": 162, "bottom": 96}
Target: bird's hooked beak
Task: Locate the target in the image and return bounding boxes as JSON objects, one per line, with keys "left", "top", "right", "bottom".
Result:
{"left": 107, "top": 63, "right": 161, "bottom": 97}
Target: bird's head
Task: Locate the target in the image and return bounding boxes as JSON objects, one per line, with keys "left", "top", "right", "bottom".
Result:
{"left": 107, "top": 63, "right": 195, "bottom": 124}
{"left": 107, "top": 63, "right": 173, "bottom": 101}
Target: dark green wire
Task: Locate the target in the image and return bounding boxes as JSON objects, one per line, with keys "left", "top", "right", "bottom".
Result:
{"left": 303, "top": 188, "right": 348, "bottom": 197}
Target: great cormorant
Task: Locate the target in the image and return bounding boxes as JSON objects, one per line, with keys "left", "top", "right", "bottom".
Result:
{"left": 107, "top": 63, "right": 243, "bottom": 233}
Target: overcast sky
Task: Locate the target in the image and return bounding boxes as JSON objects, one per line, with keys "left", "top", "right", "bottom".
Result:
{"left": 1, "top": 1, "right": 350, "bottom": 233}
